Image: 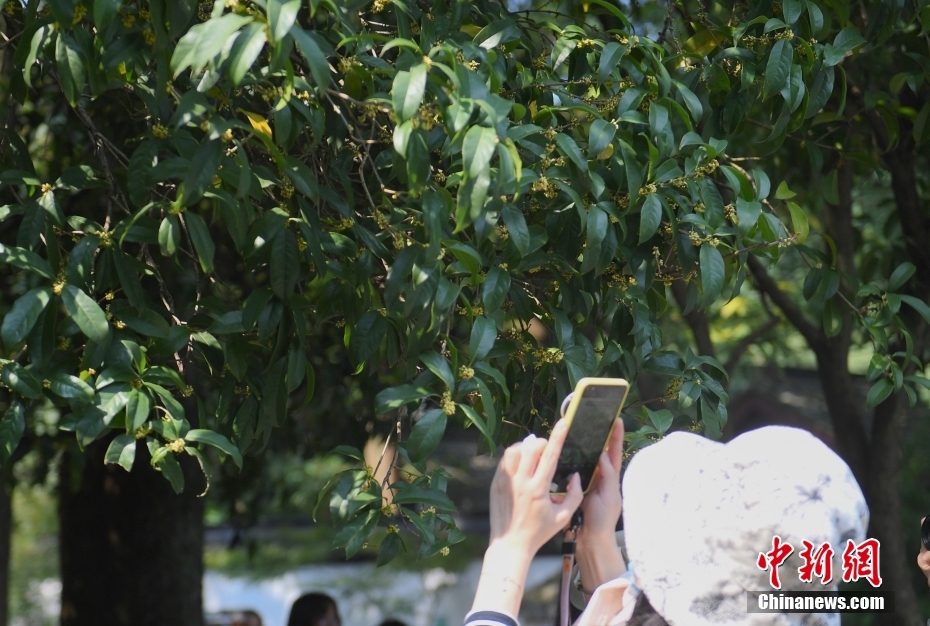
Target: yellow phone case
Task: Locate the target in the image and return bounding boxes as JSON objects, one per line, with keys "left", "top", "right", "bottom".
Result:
{"left": 555, "top": 377, "right": 630, "bottom": 494}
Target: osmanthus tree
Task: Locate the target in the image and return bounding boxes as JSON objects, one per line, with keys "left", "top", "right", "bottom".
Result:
{"left": 0, "top": 0, "right": 911, "bottom": 622}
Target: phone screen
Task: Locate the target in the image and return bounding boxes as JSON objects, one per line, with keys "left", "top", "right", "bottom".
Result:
{"left": 552, "top": 384, "right": 628, "bottom": 492}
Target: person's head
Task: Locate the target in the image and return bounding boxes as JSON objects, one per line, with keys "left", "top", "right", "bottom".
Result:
{"left": 287, "top": 593, "right": 340, "bottom": 626}
{"left": 377, "top": 619, "right": 408, "bottom": 626}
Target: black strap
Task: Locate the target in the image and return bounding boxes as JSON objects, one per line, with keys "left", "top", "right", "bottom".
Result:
{"left": 465, "top": 611, "right": 518, "bottom": 626}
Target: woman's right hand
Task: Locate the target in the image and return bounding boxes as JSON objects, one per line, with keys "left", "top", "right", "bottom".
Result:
{"left": 575, "top": 419, "right": 627, "bottom": 593}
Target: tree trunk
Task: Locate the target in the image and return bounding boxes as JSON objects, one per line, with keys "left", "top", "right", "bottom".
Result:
{"left": 814, "top": 348, "right": 922, "bottom": 626}
{"left": 0, "top": 477, "right": 10, "bottom": 626}
{"left": 58, "top": 438, "right": 205, "bottom": 626}
{"left": 870, "top": 394, "right": 922, "bottom": 626}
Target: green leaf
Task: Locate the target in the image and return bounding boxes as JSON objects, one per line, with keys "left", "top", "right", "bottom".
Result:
{"left": 329, "top": 445, "right": 364, "bottom": 460}
{"left": 805, "top": 66, "right": 835, "bottom": 119}
{"left": 154, "top": 448, "right": 185, "bottom": 494}
{"left": 501, "top": 204, "right": 530, "bottom": 255}
{"left": 392, "top": 485, "right": 456, "bottom": 511}
{"left": 555, "top": 133, "right": 588, "bottom": 172}
{"left": 900, "top": 295, "right": 930, "bottom": 325}
{"left": 822, "top": 298, "right": 842, "bottom": 337}
{"left": 287, "top": 347, "right": 307, "bottom": 394}
{"left": 481, "top": 267, "right": 511, "bottom": 314}
{"left": 38, "top": 188, "right": 65, "bottom": 227}
{"left": 639, "top": 194, "right": 662, "bottom": 244}
{"left": 333, "top": 509, "right": 379, "bottom": 558}
{"left": 469, "top": 19, "right": 511, "bottom": 49}
{"left": 61, "top": 285, "right": 111, "bottom": 344}
{"left": 0, "top": 363, "right": 42, "bottom": 399}
{"left": 171, "top": 14, "right": 251, "bottom": 76}
{"left": 127, "top": 389, "right": 153, "bottom": 431}
{"left": 782, "top": 0, "right": 804, "bottom": 23}
{"left": 673, "top": 81, "right": 703, "bottom": 122}
{"left": 284, "top": 156, "right": 320, "bottom": 201}
{"left": 227, "top": 22, "right": 267, "bottom": 87}
{"left": 158, "top": 215, "right": 181, "bottom": 257}
{"left": 888, "top": 262, "right": 916, "bottom": 292}
{"left": 267, "top": 0, "right": 300, "bottom": 42}
{"left": 290, "top": 27, "right": 331, "bottom": 88}
{"left": 182, "top": 140, "right": 223, "bottom": 206}
{"left": 699, "top": 244, "right": 725, "bottom": 306}
{"left": 48, "top": 373, "right": 95, "bottom": 400}
{"left": 462, "top": 126, "right": 498, "bottom": 179}
{"left": 115, "top": 307, "right": 171, "bottom": 339}
{"left": 350, "top": 311, "right": 388, "bottom": 363}
{"left": 23, "top": 25, "right": 53, "bottom": 89}
{"left": 185, "top": 429, "right": 244, "bottom": 469}
{"left": 392, "top": 63, "right": 428, "bottom": 124}
{"left": 587, "top": 119, "right": 616, "bottom": 158}
{"left": 469, "top": 316, "right": 496, "bottom": 363}
{"left": 0, "top": 401, "right": 25, "bottom": 465}
{"left": 66, "top": 234, "right": 99, "bottom": 289}
{"left": 146, "top": 382, "right": 186, "bottom": 422}
{"left": 94, "top": 0, "right": 121, "bottom": 30}
{"left": 127, "top": 142, "right": 158, "bottom": 207}
{"left": 763, "top": 39, "right": 793, "bottom": 100}
{"left": 105, "top": 434, "right": 137, "bottom": 471}
{"left": 375, "top": 384, "right": 432, "bottom": 414}
{"left": 774, "top": 181, "right": 796, "bottom": 199}
{"left": 598, "top": 42, "right": 627, "bottom": 83}
{"left": 786, "top": 201, "right": 809, "bottom": 243}
{"left": 824, "top": 26, "right": 866, "bottom": 67}
{"left": 406, "top": 409, "right": 447, "bottom": 462}
{"left": 866, "top": 378, "right": 893, "bottom": 408}
{"left": 459, "top": 404, "right": 494, "bottom": 450}
{"left": 2, "top": 287, "right": 51, "bottom": 348}
{"left": 270, "top": 228, "right": 299, "bottom": 300}
{"left": 185, "top": 213, "right": 216, "bottom": 272}
{"left": 645, "top": 407, "right": 674, "bottom": 434}
{"left": 420, "top": 352, "right": 454, "bottom": 389}
{"left": 376, "top": 532, "right": 403, "bottom": 567}
{"left": 0, "top": 243, "right": 54, "bottom": 278}
{"left": 56, "top": 32, "right": 86, "bottom": 106}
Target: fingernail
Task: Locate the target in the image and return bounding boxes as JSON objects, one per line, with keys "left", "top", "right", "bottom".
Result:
{"left": 523, "top": 433, "right": 537, "bottom": 444}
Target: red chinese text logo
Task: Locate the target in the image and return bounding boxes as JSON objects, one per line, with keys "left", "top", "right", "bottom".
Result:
{"left": 842, "top": 538, "right": 882, "bottom": 587}
{"left": 757, "top": 537, "right": 882, "bottom": 588}
{"left": 757, "top": 535, "right": 794, "bottom": 589}
{"left": 798, "top": 540, "right": 834, "bottom": 584}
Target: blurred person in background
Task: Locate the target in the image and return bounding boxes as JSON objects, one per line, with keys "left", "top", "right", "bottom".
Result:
{"left": 288, "top": 593, "right": 341, "bottom": 626}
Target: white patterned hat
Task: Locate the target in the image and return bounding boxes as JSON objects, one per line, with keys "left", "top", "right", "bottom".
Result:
{"left": 621, "top": 426, "right": 869, "bottom": 626}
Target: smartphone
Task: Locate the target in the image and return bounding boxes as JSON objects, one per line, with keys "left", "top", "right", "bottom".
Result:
{"left": 551, "top": 377, "right": 630, "bottom": 494}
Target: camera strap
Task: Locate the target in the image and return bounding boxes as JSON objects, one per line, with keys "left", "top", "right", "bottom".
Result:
{"left": 559, "top": 508, "right": 584, "bottom": 626}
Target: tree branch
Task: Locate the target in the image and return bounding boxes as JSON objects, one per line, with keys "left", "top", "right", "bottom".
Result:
{"left": 746, "top": 255, "right": 825, "bottom": 351}
{"left": 670, "top": 280, "right": 716, "bottom": 359}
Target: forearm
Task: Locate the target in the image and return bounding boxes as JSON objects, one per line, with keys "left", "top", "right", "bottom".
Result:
{"left": 470, "top": 542, "right": 534, "bottom": 618}
{"left": 576, "top": 533, "right": 626, "bottom": 592}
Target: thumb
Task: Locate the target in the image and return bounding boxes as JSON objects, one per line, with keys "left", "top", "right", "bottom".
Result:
{"left": 555, "top": 472, "right": 584, "bottom": 527}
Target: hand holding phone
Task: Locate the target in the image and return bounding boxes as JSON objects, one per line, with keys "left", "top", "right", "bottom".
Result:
{"left": 551, "top": 378, "right": 630, "bottom": 494}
